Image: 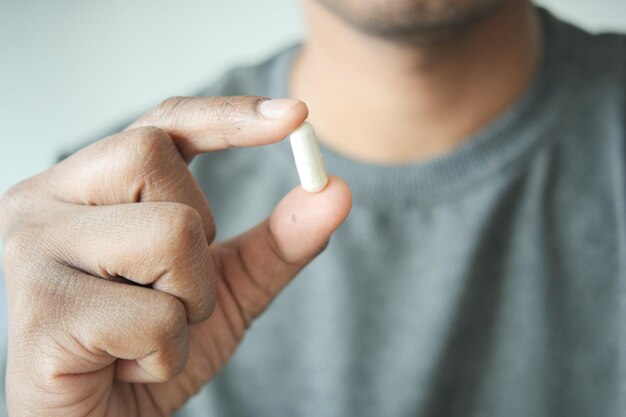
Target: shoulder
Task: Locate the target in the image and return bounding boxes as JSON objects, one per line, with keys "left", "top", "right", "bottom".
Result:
{"left": 538, "top": 9, "right": 625, "bottom": 157}
{"left": 536, "top": 11, "right": 626, "bottom": 203}
{"left": 545, "top": 10, "right": 625, "bottom": 105}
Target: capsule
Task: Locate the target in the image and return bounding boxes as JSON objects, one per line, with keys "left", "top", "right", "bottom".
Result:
{"left": 289, "top": 122, "right": 328, "bottom": 193}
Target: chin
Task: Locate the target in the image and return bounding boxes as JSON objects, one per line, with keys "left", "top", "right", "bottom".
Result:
{"left": 314, "top": 0, "right": 507, "bottom": 42}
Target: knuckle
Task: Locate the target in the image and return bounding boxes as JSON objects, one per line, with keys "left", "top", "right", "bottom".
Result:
{"left": 0, "top": 182, "right": 24, "bottom": 210}
{"left": 154, "top": 346, "right": 188, "bottom": 381}
{"left": 155, "top": 96, "right": 187, "bottom": 120}
{"left": 158, "top": 294, "right": 187, "bottom": 333}
{"left": 7, "top": 264, "right": 66, "bottom": 341}
{"left": 130, "top": 126, "right": 173, "bottom": 158}
{"left": 208, "top": 96, "right": 253, "bottom": 128}
{"left": 1, "top": 240, "right": 33, "bottom": 293}
{"left": 167, "top": 204, "right": 206, "bottom": 251}
{"left": 0, "top": 180, "right": 33, "bottom": 235}
{"left": 211, "top": 97, "right": 238, "bottom": 122}
{"left": 2, "top": 226, "right": 44, "bottom": 279}
{"left": 2, "top": 233, "right": 24, "bottom": 267}
{"left": 127, "top": 127, "right": 177, "bottom": 188}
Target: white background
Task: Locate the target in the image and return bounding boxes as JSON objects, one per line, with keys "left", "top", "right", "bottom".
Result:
{"left": 1, "top": 0, "right": 625, "bottom": 198}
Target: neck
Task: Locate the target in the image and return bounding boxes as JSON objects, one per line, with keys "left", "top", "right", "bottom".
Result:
{"left": 291, "top": 0, "right": 543, "bottom": 163}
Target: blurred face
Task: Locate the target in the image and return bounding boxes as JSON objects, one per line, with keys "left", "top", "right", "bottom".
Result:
{"left": 314, "top": 0, "right": 507, "bottom": 42}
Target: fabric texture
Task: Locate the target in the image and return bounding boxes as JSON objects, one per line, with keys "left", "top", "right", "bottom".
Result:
{"left": 1, "top": 7, "right": 625, "bottom": 417}
{"left": 176, "top": 9, "right": 626, "bottom": 417}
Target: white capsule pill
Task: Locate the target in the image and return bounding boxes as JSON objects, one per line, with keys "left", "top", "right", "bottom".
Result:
{"left": 289, "top": 122, "right": 328, "bottom": 193}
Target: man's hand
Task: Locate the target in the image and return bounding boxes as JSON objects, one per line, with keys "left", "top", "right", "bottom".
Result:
{"left": 0, "top": 96, "right": 352, "bottom": 416}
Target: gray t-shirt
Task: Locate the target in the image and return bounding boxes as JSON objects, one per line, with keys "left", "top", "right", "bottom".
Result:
{"left": 1, "top": 8, "right": 625, "bottom": 417}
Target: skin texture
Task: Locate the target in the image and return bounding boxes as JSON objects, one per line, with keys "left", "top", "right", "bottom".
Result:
{"left": 292, "top": 0, "right": 542, "bottom": 162}
{"left": 2, "top": 0, "right": 543, "bottom": 415}
{"left": 0, "top": 97, "right": 352, "bottom": 416}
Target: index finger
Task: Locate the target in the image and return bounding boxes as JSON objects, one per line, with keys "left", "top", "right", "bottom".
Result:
{"left": 127, "top": 96, "right": 308, "bottom": 162}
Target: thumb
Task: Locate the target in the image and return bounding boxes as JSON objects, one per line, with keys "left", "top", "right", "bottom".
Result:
{"left": 212, "top": 176, "right": 352, "bottom": 323}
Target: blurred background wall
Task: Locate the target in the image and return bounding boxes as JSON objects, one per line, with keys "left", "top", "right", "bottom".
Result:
{"left": 1, "top": 0, "right": 626, "bottom": 199}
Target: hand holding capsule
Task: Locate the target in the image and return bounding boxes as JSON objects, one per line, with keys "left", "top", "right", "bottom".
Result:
{"left": 0, "top": 96, "right": 351, "bottom": 417}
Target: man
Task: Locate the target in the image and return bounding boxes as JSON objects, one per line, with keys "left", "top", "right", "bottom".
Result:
{"left": 0, "top": 0, "right": 624, "bottom": 415}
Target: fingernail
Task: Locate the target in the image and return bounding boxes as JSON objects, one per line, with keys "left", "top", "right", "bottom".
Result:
{"left": 258, "top": 98, "right": 301, "bottom": 120}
